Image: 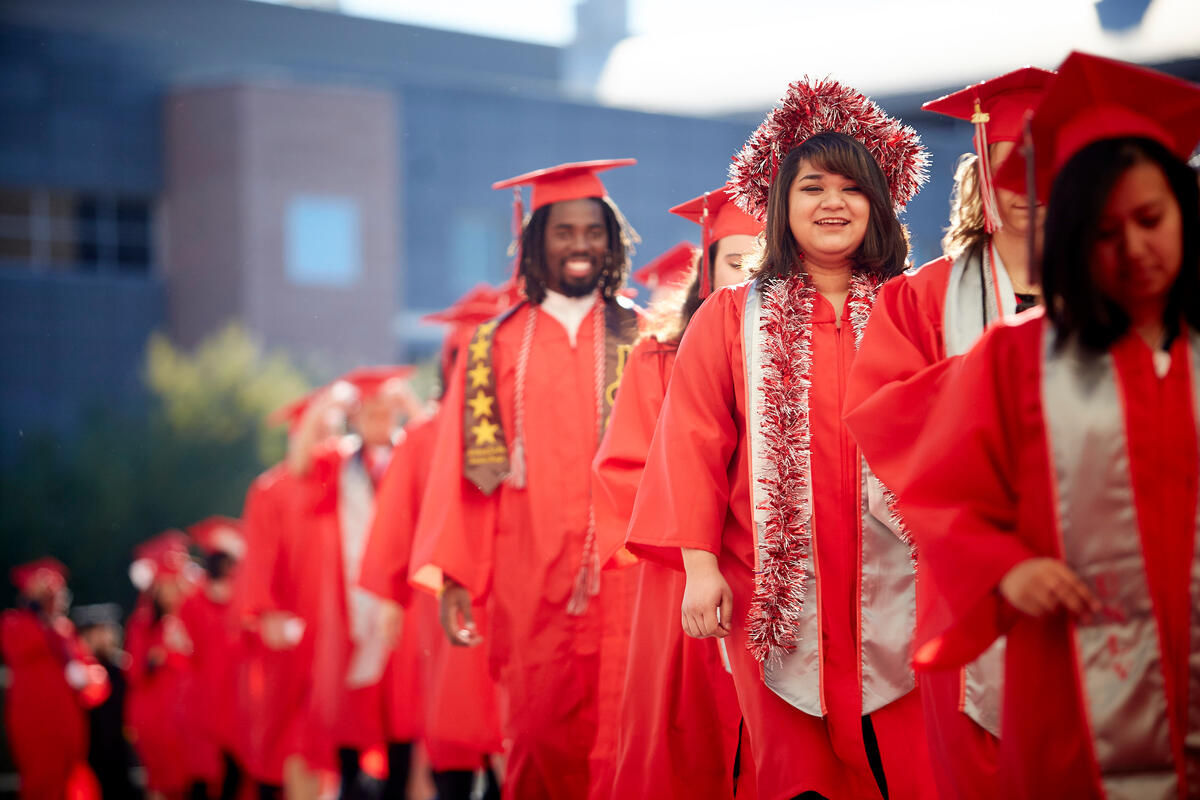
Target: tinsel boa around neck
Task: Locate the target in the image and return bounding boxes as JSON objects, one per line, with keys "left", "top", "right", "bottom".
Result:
{"left": 745, "top": 270, "right": 883, "bottom": 664}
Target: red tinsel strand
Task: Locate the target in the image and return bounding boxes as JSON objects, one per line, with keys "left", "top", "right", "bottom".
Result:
{"left": 745, "top": 271, "right": 889, "bottom": 664}
{"left": 746, "top": 274, "right": 816, "bottom": 664}
{"left": 728, "top": 78, "right": 929, "bottom": 221}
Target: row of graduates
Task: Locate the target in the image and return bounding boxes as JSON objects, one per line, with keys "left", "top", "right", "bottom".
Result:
{"left": 407, "top": 49, "right": 1200, "bottom": 800}
{"left": 6, "top": 47, "right": 1198, "bottom": 800}
{"left": 1, "top": 523, "right": 256, "bottom": 800}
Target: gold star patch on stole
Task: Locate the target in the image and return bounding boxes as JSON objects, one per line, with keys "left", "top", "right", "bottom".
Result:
{"left": 467, "top": 390, "right": 495, "bottom": 418}
{"left": 468, "top": 337, "right": 491, "bottom": 362}
{"left": 468, "top": 362, "right": 492, "bottom": 389}
{"left": 471, "top": 418, "right": 500, "bottom": 445}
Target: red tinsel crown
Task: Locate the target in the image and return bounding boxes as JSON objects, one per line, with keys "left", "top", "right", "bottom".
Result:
{"left": 729, "top": 78, "right": 929, "bottom": 219}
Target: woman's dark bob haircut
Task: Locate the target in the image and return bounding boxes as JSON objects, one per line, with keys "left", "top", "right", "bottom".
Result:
{"left": 747, "top": 131, "right": 909, "bottom": 283}
{"left": 1043, "top": 136, "right": 1200, "bottom": 352}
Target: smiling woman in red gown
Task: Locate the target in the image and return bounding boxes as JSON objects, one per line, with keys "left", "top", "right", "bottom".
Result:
{"left": 626, "top": 79, "right": 936, "bottom": 800}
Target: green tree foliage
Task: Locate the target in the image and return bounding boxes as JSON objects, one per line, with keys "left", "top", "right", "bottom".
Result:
{"left": 0, "top": 324, "right": 311, "bottom": 610}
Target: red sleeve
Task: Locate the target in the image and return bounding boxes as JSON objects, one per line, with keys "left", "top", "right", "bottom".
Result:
{"left": 625, "top": 288, "right": 742, "bottom": 561}
{"left": 360, "top": 415, "right": 439, "bottom": 606}
{"left": 231, "top": 471, "right": 284, "bottom": 623}
{"left": 123, "top": 604, "right": 157, "bottom": 687}
{"left": 0, "top": 610, "right": 50, "bottom": 666}
{"left": 410, "top": 345, "right": 498, "bottom": 600}
{"left": 900, "top": 316, "right": 1041, "bottom": 669}
{"left": 592, "top": 337, "right": 672, "bottom": 568}
{"left": 844, "top": 265, "right": 953, "bottom": 495}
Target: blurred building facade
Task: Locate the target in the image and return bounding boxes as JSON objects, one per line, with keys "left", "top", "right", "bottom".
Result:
{"left": 1, "top": 0, "right": 1197, "bottom": 452}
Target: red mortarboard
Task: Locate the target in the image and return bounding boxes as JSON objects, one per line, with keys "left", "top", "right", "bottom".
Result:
{"left": 492, "top": 158, "right": 636, "bottom": 211}
{"left": 332, "top": 365, "right": 417, "bottom": 401}
{"left": 188, "top": 516, "right": 246, "bottom": 560}
{"left": 632, "top": 241, "right": 698, "bottom": 292}
{"left": 423, "top": 283, "right": 522, "bottom": 380}
{"left": 420, "top": 284, "right": 512, "bottom": 327}
{"left": 268, "top": 387, "right": 323, "bottom": 429}
{"left": 670, "top": 185, "right": 765, "bottom": 297}
{"left": 995, "top": 52, "right": 1200, "bottom": 200}
{"left": 924, "top": 67, "right": 1056, "bottom": 232}
{"left": 11, "top": 557, "right": 68, "bottom": 595}
{"left": 923, "top": 67, "right": 1056, "bottom": 144}
{"left": 129, "top": 531, "right": 192, "bottom": 591}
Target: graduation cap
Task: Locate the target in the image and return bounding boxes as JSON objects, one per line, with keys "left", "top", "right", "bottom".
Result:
{"left": 268, "top": 387, "right": 323, "bottom": 429}
{"left": 924, "top": 67, "right": 1056, "bottom": 232}
{"left": 11, "top": 557, "right": 68, "bottom": 595}
{"left": 632, "top": 241, "right": 698, "bottom": 292}
{"left": 995, "top": 51, "right": 1200, "bottom": 200}
{"left": 420, "top": 284, "right": 514, "bottom": 327}
{"left": 72, "top": 603, "right": 123, "bottom": 631}
{"left": 492, "top": 158, "right": 637, "bottom": 211}
{"left": 670, "top": 185, "right": 765, "bottom": 297}
{"left": 331, "top": 365, "right": 417, "bottom": 404}
{"left": 129, "top": 531, "right": 193, "bottom": 592}
{"left": 422, "top": 283, "right": 522, "bottom": 380}
{"left": 188, "top": 516, "right": 246, "bottom": 560}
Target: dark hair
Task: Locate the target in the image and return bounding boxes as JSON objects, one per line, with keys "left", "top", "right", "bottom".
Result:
{"left": 517, "top": 197, "right": 633, "bottom": 305}
{"left": 639, "top": 244, "right": 709, "bottom": 346}
{"left": 1044, "top": 137, "right": 1200, "bottom": 352}
{"left": 747, "top": 131, "right": 909, "bottom": 283}
{"left": 204, "top": 551, "right": 235, "bottom": 581}
{"left": 673, "top": 241, "right": 719, "bottom": 339}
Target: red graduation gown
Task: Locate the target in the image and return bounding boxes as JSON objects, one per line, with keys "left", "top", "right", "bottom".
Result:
{"left": 843, "top": 257, "right": 1001, "bottom": 799}
{"left": 360, "top": 412, "right": 502, "bottom": 769}
{"left": 626, "top": 283, "right": 935, "bottom": 800}
{"left": 301, "top": 442, "right": 386, "bottom": 754}
{"left": 234, "top": 464, "right": 332, "bottom": 781}
{"left": 0, "top": 610, "right": 94, "bottom": 799}
{"left": 592, "top": 335, "right": 746, "bottom": 800}
{"left": 125, "top": 599, "right": 194, "bottom": 794}
{"left": 900, "top": 310, "right": 1196, "bottom": 798}
{"left": 412, "top": 301, "right": 614, "bottom": 798}
{"left": 179, "top": 588, "right": 244, "bottom": 786}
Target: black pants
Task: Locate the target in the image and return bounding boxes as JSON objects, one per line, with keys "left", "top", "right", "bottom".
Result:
{"left": 381, "top": 741, "right": 412, "bottom": 800}
{"left": 431, "top": 763, "right": 500, "bottom": 800}
{"left": 187, "top": 753, "right": 243, "bottom": 800}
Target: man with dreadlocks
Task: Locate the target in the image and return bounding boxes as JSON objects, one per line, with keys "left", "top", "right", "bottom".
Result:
{"left": 411, "top": 159, "right": 641, "bottom": 798}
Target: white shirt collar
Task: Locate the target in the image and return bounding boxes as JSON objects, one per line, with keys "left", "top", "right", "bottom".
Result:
{"left": 540, "top": 290, "right": 598, "bottom": 347}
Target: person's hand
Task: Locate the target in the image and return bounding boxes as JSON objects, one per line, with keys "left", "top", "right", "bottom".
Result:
{"left": 377, "top": 600, "right": 403, "bottom": 648}
{"left": 439, "top": 578, "right": 482, "bottom": 647}
{"left": 259, "top": 611, "right": 303, "bottom": 651}
{"left": 999, "top": 558, "right": 1099, "bottom": 619}
{"left": 681, "top": 548, "right": 733, "bottom": 639}
{"left": 162, "top": 615, "right": 193, "bottom": 655}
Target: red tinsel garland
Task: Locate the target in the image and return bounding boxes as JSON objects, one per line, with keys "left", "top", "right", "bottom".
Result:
{"left": 728, "top": 78, "right": 929, "bottom": 220}
{"left": 746, "top": 271, "right": 888, "bottom": 664}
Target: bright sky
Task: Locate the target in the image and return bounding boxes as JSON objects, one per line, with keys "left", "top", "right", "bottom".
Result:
{"left": 255, "top": 0, "right": 1200, "bottom": 114}
{"left": 261, "top": 0, "right": 811, "bottom": 45}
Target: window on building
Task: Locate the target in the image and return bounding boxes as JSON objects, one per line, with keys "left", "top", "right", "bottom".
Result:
{"left": 0, "top": 186, "right": 154, "bottom": 274}
{"left": 285, "top": 194, "right": 362, "bottom": 288}
{"left": 450, "top": 210, "right": 502, "bottom": 296}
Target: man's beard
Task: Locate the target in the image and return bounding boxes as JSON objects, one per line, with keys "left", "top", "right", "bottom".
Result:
{"left": 552, "top": 254, "right": 604, "bottom": 297}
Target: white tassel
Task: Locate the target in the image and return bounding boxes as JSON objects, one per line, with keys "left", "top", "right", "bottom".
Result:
{"left": 566, "top": 549, "right": 599, "bottom": 616}
{"left": 508, "top": 437, "right": 527, "bottom": 489}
